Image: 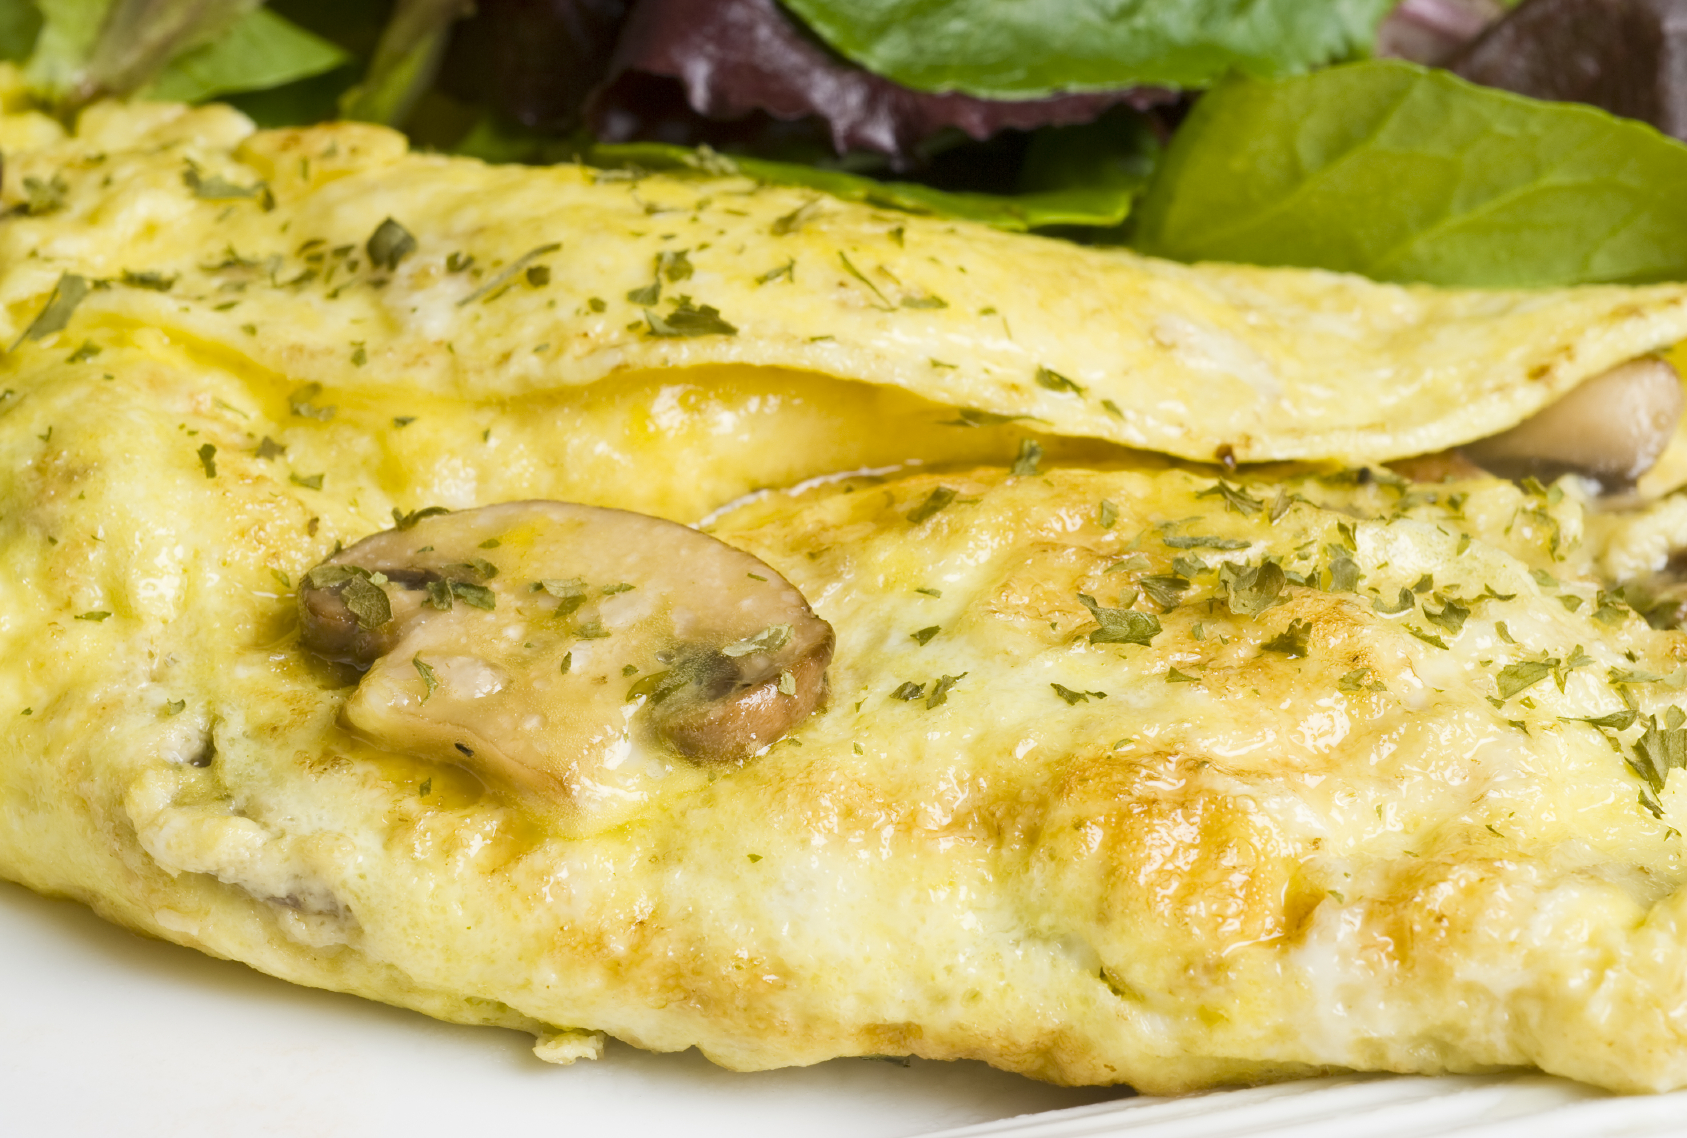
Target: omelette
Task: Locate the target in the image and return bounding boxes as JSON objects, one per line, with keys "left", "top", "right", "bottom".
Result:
{"left": 14, "top": 80, "right": 1687, "bottom": 1093}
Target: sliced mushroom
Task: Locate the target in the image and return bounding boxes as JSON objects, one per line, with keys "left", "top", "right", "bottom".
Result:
{"left": 298, "top": 501, "right": 833, "bottom": 817}
{"left": 1460, "top": 357, "right": 1685, "bottom": 491}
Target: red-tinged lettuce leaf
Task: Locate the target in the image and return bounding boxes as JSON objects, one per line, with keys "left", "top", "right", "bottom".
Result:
{"left": 588, "top": 128, "right": 1156, "bottom": 232}
{"left": 1375, "top": 0, "right": 1504, "bottom": 65}
{"left": 1451, "top": 0, "right": 1687, "bottom": 141}
{"left": 439, "top": 0, "right": 631, "bottom": 132}
{"left": 588, "top": 0, "right": 1172, "bottom": 164}
{"left": 1131, "top": 59, "right": 1687, "bottom": 287}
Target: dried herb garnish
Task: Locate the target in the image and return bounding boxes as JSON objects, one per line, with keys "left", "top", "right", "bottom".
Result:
{"left": 1034, "top": 366, "right": 1084, "bottom": 396}
{"left": 837, "top": 251, "right": 895, "bottom": 310}
{"left": 1225, "top": 561, "right": 1285, "bottom": 616}
{"left": 911, "top": 625, "right": 940, "bottom": 645}
{"left": 342, "top": 576, "right": 392, "bottom": 630}
{"left": 927, "top": 673, "right": 966, "bottom": 708}
{"left": 1139, "top": 574, "right": 1188, "bottom": 612}
{"left": 184, "top": 164, "right": 272, "bottom": 207}
{"left": 367, "top": 218, "right": 418, "bottom": 272}
{"left": 1611, "top": 667, "right": 1666, "bottom": 685}
{"left": 449, "top": 581, "right": 496, "bottom": 610}
{"left": 1372, "top": 588, "right": 1414, "bottom": 615}
{"left": 1423, "top": 598, "right": 1469, "bottom": 636}
{"left": 392, "top": 506, "right": 450, "bottom": 529}
{"left": 74, "top": 610, "right": 111, "bottom": 622}
{"left": 1261, "top": 619, "right": 1311, "bottom": 656}
{"left": 1097, "top": 500, "right": 1118, "bottom": 529}
{"left": 289, "top": 383, "right": 336, "bottom": 421}
{"left": 627, "top": 280, "right": 662, "bottom": 305}
{"left": 1405, "top": 626, "right": 1449, "bottom": 649}
{"left": 1051, "top": 682, "right": 1106, "bottom": 705}
{"left": 724, "top": 624, "right": 792, "bottom": 657}
{"left": 1166, "top": 667, "right": 1199, "bottom": 683}
{"left": 21, "top": 174, "right": 67, "bottom": 216}
{"left": 892, "top": 681, "right": 926, "bottom": 701}
{"left": 1197, "top": 480, "right": 1264, "bottom": 516}
{"left": 290, "top": 472, "right": 324, "bottom": 490}
{"left": 646, "top": 298, "right": 738, "bottom": 337}
{"left": 1631, "top": 713, "right": 1687, "bottom": 794}
{"left": 1011, "top": 438, "right": 1042, "bottom": 476}
{"left": 413, "top": 655, "right": 439, "bottom": 701}
{"left": 1497, "top": 659, "right": 1555, "bottom": 700}
{"left": 120, "top": 270, "right": 176, "bottom": 291}
{"left": 907, "top": 486, "right": 958, "bottom": 523}
{"left": 16, "top": 273, "right": 89, "bottom": 347}
{"left": 1562, "top": 709, "right": 1637, "bottom": 731}
{"left": 457, "top": 243, "right": 562, "bottom": 306}
{"left": 1077, "top": 593, "right": 1161, "bottom": 646}
{"left": 1164, "top": 534, "right": 1251, "bottom": 550}
{"left": 943, "top": 408, "right": 1036, "bottom": 428}
{"left": 426, "top": 580, "right": 453, "bottom": 610}
{"left": 1328, "top": 554, "right": 1361, "bottom": 592}
{"left": 197, "top": 443, "right": 217, "bottom": 478}
{"left": 66, "top": 341, "right": 100, "bottom": 363}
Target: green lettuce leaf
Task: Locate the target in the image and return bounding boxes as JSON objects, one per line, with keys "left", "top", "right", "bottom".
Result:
{"left": 143, "top": 8, "right": 348, "bottom": 103}
{"left": 778, "top": 0, "right": 1397, "bottom": 99}
{"left": 588, "top": 128, "right": 1155, "bottom": 233}
{"left": 0, "top": 0, "right": 42, "bottom": 62}
{"left": 1131, "top": 59, "right": 1687, "bottom": 287}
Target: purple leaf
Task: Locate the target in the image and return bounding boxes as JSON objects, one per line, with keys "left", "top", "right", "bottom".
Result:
{"left": 589, "top": 0, "right": 1173, "bottom": 165}
{"left": 439, "top": 0, "right": 632, "bottom": 131}
{"left": 1449, "top": 0, "right": 1687, "bottom": 141}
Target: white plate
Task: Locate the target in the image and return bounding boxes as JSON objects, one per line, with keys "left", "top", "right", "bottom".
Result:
{"left": 10, "top": 877, "right": 1687, "bottom": 1137}
{"left": 0, "top": 880, "right": 1122, "bottom": 1137}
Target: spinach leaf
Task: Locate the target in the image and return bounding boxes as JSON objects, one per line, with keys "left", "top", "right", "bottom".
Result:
{"left": 144, "top": 8, "right": 347, "bottom": 103}
{"left": 589, "top": 140, "right": 1144, "bottom": 232}
{"left": 1132, "top": 59, "right": 1687, "bottom": 287}
{"left": 779, "top": 0, "right": 1396, "bottom": 99}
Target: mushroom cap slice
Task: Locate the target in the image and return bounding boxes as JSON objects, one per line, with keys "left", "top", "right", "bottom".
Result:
{"left": 1461, "top": 357, "right": 1685, "bottom": 490}
{"left": 298, "top": 501, "right": 834, "bottom": 825}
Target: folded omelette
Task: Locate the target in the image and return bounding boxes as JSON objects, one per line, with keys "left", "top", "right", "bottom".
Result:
{"left": 12, "top": 88, "right": 1687, "bottom": 1092}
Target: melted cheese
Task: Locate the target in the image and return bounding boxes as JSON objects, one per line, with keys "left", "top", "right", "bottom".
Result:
{"left": 3, "top": 98, "right": 1687, "bottom": 476}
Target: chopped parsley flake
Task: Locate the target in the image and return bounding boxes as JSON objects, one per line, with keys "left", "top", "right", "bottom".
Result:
{"left": 366, "top": 218, "right": 417, "bottom": 272}
{"left": 723, "top": 624, "right": 792, "bottom": 657}
{"left": 74, "top": 610, "right": 111, "bottom": 622}
{"left": 197, "top": 443, "right": 217, "bottom": 478}
{"left": 1196, "top": 480, "right": 1264, "bottom": 516}
{"left": 1225, "top": 561, "right": 1285, "bottom": 617}
{"left": 413, "top": 655, "right": 439, "bottom": 701}
{"left": 1164, "top": 534, "right": 1251, "bottom": 550}
{"left": 645, "top": 298, "right": 738, "bottom": 337}
{"left": 449, "top": 581, "right": 496, "bottom": 610}
{"left": 19, "top": 273, "right": 88, "bottom": 345}
{"left": 1423, "top": 598, "right": 1469, "bottom": 636}
{"left": 907, "top": 486, "right": 958, "bottom": 524}
{"left": 1077, "top": 593, "right": 1161, "bottom": 646}
{"left": 289, "top": 383, "right": 336, "bottom": 421}
{"left": 927, "top": 673, "right": 966, "bottom": 708}
{"left": 1497, "top": 659, "right": 1555, "bottom": 700}
{"left": 165, "top": 699, "right": 185, "bottom": 716}
{"left": 1166, "top": 667, "right": 1198, "bottom": 683}
{"left": 892, "top": 681, "right": 926, "bottom": 701}
{"left": 392, "top": 505, "right": 450, "bottom": 529}
{"left": 1034, "top": 366, "right": 1084, "bottom": 396}
{"left": 1051, "top": 683, "right": 1106, "bottom": 705}
{"left": 1011, "top": 438, "right": 1042, "bottom": 476}
{"left": 1373, "top": 588, "right": 1414, "bottom": 615}
{"left": 290, "top": 472, "right": 324, "bottom": 490}
{"left": 1097, "top": 500, "right": 1119, "bottom": 529}
{"left": 342, "top": 576, "right": 392, "bottom": 630}
{"left": 911, "top": 625, "right": 940, "bottom": 645}
{"left": 1261, "top": 619, "right": 1311, "bottom": 657}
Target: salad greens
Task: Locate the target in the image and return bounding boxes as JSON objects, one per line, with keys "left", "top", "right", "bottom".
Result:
{"left": 0, "top": 0, "right": 344, "bottom": 104}
{"left": 1, "top": 0, "right": 1686, "bottom": 290}
{"left": 780, "top": 0, "right": 1399, "bottom": 98}
{"left": 591, "top": 109, "right": 1157, "bottom": 233}
{"left": 1133, "top": 60, "right": 1687, "bottom": 287}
